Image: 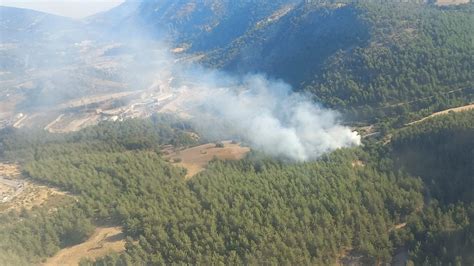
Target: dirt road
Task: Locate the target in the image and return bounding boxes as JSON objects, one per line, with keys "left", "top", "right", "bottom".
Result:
{"left": 43, "top": 226, "right": 126, "bottom": 266}
{"left": 407, "top": 103, "right": 474, "bottom": 125}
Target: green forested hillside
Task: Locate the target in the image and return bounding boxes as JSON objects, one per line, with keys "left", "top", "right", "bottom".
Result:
{"left": 306, "top": 2, "right": 474, "bottom": 121}
{"left": 189, "top": 1, "right": 473, "bottom": 121}
{"left": 112, "top": 0, "right": 299, "bottom": 50}
{"left": 25, "top": 149, "right": 423, "bottom": 265}
{"left": 1, "top": 110, "right": 473, "bottom": 264}
{"left": 0, "top": 115, "right": 425, "bottom": 265}
{"left": 202, "top": 2, "right": 371, "bottom": 88}
{"left": 391, "top": 110, "right": 474, "bottom": 204}
{"left": 93, "top": 0, "right": 473, "bottom": 121}
{"left": 387, "top": 110, "right": 474, "bottom": 265}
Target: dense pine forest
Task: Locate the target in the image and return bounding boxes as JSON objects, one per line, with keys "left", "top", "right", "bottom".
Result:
{"left": 389, "top": 111, "right": 474, "bottom": 265}
{"left": 305, "top": 2, "right": 474, "bottom": 121}
{"left": 1, "top": 110, "right": 473, "bottom": 264}
{"left": 197, "top": 1, "right": 474, "bottom": 122}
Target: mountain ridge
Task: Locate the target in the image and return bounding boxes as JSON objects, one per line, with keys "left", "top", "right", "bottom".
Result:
{"left": 91, "top": 0, "right": 473, "bottom": 123}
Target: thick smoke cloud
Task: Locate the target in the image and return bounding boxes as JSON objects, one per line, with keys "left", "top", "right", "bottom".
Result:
{"left": 171, "top": 70, "right": 360, "bottom": 161}
{"left": 2, "top": 4, "right": 360, "bottom": 161}
{"left": 128, "top": 41, "right": 361, "bottom": 160}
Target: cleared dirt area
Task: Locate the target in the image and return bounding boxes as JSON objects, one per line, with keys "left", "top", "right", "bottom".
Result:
{"left": 0, "top": 183, "right": 68, "bottom": 213}
{"left": 351, "top": 160, "right": 365, "bottom": 168}
{"left": 391, "top": 222, "right": 407, "bottom": 231}
{"left": 0, "top": 163, "right": 67, "bottom": 213}
{"left": 407, "top": 103, "right": 474, "bottom": 125}
{"left": 0, "top": 163, "right": 19, "bottom": 177}
{"left": 56, "top": 91, "right": 139, "bottom": 110}
{"left": 48, "top": 113, "right": 101, "bottom": 133}
{"left": 165, "top": 141, "right": 250, "bottom": 178}
{"left": 435, "top": 0, "right": 470, "bottom": 5}
{"left": 43, "top": 226, "right": 126, "bottom": 266}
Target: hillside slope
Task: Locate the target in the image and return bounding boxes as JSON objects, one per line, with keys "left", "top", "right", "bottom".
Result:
{"left": 107, "top": 0, "right": 473, "bottom": 121}
{"left": 0, "top": 6, "right": 79, "bottom": 42}
{"left": 388, "top": 110, "right": 474, "bottom": 265}
{"left": 306, "top": 2, "right": 474, "bottom": 120}
{"left": 201, "top": 1, "right": 473, "bottom": 121}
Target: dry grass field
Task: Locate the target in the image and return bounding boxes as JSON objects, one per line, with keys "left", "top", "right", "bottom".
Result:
{"left": 165, "top": 141, "right": 250, "bottom": 178}
{"left": 0, "top": 163, "right": 68, "bottom": 213}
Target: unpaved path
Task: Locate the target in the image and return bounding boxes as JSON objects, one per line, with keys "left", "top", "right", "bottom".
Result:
{"left": 435, "top": 0, "right": 470, "bottom": 6}
{"left": 407, "top": 103, "right": 474, "bottom": 125}
{"left": 56, "top": 91, "right": 139, "bottom": 111}
{"left": 43, "top": 226, "right": 126, "bottom": 266}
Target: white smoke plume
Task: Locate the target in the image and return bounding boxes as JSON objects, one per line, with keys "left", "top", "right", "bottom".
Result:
{"left": 170, "top": 70, "right": 360, "bottom": 161}
{"left": 0, "top": 4, "right": 360, "bottom": 161}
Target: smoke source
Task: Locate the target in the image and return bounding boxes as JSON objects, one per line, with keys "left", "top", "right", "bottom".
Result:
{"left": 174, "top": 71, "right": 361, "bottom": 161}
{"left": 96, "top": 17, "right": 361, "bottom": 161}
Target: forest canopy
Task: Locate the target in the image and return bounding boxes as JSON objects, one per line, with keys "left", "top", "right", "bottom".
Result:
{"left": 1, "top": 110, "right": 472, "bottom": 264}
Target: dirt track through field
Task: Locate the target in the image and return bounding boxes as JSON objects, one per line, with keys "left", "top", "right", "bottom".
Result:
{"left": 43, "top": 226, "right": 126, "bottom": 266}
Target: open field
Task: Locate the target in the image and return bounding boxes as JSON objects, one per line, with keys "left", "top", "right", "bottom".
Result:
{"left": 165, "top": 141, "right": 250, "bottom": 178}
{"left": 43, "top": 226, "right": 126, "bottom": 266}
{"left": 0, "top": 163, "right": 68, "bottom": 213}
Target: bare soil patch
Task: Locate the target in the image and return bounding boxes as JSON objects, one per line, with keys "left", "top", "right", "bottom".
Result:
{"left": 56, "top": 91, "right": 139, "bottom": 111}
{"left": 47, "top": 113, "right": 101, "bottom": 133}
{"left": 43, "top": 226, "right": 126, "bottom": 266}
{"left": 0, "top": 163, "right": 68, "bottom": 213}
{"left": 351, "top": 160, "right": 365, "bottom": 168}
{"left": 389, "top": 222, "right": 407, "bottom": 233}
{"left": 165, "top": 141, "right": 250, "bottom": 178}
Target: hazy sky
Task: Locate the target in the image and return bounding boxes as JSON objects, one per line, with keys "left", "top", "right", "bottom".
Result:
{"left": 0, "top": 0, "right": 125, "bottom": 19}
